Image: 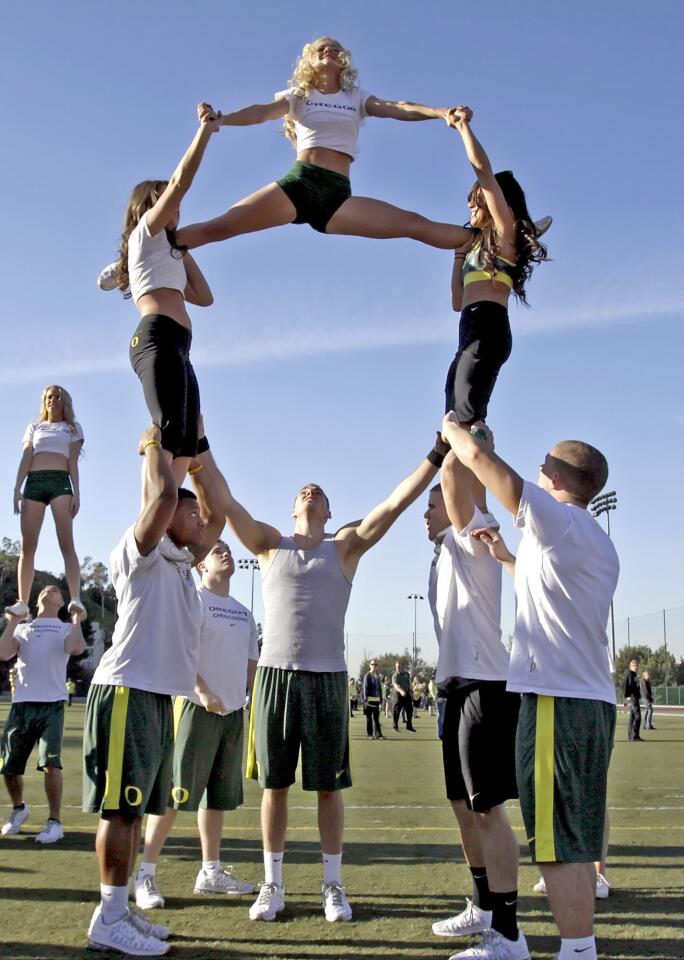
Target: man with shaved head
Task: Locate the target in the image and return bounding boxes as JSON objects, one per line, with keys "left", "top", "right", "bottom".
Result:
{"left": 440, "top": 416, "right": 618, "bottom": 960}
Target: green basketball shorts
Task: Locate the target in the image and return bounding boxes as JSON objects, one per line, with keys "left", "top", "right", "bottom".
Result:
{"left": 170, "top": 698, "right": 244, "bottom": 811}
{"left": 0, "top": 701, "right": 65, "bottom": 774}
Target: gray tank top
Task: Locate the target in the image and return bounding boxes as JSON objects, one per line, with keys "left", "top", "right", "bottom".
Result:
{"left": 259, "top": 535, "right": 352, "bottom": 672}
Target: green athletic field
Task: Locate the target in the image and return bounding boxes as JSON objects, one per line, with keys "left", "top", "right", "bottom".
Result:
{"left": 0, "top": 702, "right": 682, "bottom": 960}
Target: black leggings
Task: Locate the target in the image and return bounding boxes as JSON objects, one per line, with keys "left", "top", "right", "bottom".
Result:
{"left": 445, "top": 301, "right": 512, "bottom": 423}
{"left": 129, "top": 314, "right": 200, "bottom": 458}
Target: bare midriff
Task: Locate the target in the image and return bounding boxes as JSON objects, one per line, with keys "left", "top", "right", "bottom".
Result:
{"left": 461, "top": 280, "right": 511, "bottom": 310}
{"left": 136, "top": 288, "right": 191, "bottom": 330}
{"left": 29, "top": 451, "right": 70, "bottom": 472}
{"left": 297, "top": 147, "right": 352, "bottom": 177}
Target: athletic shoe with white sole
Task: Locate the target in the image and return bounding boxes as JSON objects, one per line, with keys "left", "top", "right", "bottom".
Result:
{"left": 322, "top": 881, "right": 352, "bottom": 922}
{"left": 432, "top": 898, "right": 492, "bottom": 937}
{"left": 248, "top": 881, "right": 285, "bottom": 921}
{"left": 4, "top": 600, "right": 29, "bottom": 619}
{"left": 128, "top": 907, "right": 171, "bottom": 941}
{"left": 534, "top": 216, "right": 553, "bottom": 237}
{"left": 194, "top": 865, "right": 254, "bottom": 895}
{"left": 1, "top": 804, "right": 30, "bottom": 835}
{"left": 135, "top": 873, "right": 165, "bottom": 910}
{"left": 35, "top": 819, "right": 64, "bottom": 844}
{"left": 532, "top": 876, "right": 546, "bottom": 894}
{"left": 595, "top": 873, "right": 610, "bottom": 899}
{"left": 87, "top": 908, "right": 169, "bottom": 956}
{"left": 448, "top": 929, "right": 530, "bottom": 960}
{"left": 97, "top": 261, "right": 120, "bottom": 291}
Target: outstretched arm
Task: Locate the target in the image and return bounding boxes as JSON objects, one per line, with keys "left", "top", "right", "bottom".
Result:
{"left": 134, "top": 425, "right": 179, "bottom": 557}
{"left": 471, "top": 527, "right": 516, "bottom": 577}
{"left": 146, "top": 103, "right": 220, "bottom": 237}
{"left": 441, "top": 412, "right": 523, "bottom": 516}
{"left": 65, "top": 609, "right": 88, "bottom": 656}
{"left": 446, "top": 107, "right": 516, "bottom": 242}
{"left": 365, "top": 96, "right": 449, "bottom": 121}
{"left": 219, "top": 98, "right": 289, "bottom": 126}
{"left": 337, "top": 435, "right": 448, "bottom": 564}
{"left": 441, "top": 450, "right": 476, "bottom": 531}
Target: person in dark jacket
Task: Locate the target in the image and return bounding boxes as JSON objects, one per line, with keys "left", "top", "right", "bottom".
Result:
{"left": 623, "top": 658, "right": 642, "bottom": 741}
{"left": 641, "top": 670, "right": 655, "bottom": 730}
{"left": 362, "top": 660, "right": 384, "bottom": 739}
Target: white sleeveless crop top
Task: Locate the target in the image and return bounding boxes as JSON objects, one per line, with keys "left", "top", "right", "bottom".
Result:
{"left": 275, "top": 86, "right": 370, "bottom": 160}
{"left": 127, "top": 212, "right": 187, "bottom": 304}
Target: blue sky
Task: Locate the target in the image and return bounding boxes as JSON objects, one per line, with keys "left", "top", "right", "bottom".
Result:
{"left": 2, "top": 1, "right": 682, "bottom": 671}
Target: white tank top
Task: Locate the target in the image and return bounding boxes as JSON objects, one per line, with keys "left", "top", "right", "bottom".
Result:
{"left": 127, "top": 212, "right": 187, "bottom": 304}
{"left": 275, "top": 86, "right": 370, "bottom": 159}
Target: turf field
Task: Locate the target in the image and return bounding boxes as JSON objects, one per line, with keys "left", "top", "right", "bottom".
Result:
{"left": 0, "top": 701, "right": 682, "bottom": 960}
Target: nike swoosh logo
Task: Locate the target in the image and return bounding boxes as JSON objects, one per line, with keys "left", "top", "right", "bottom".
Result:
{"left": 504, "top": 899, "right": 517, "bottom": 906}
{"left": 335, "top": 769, "right": 347, "bottom": 779}
{"left": 574, "top": 948, "right": 593, "bottom": 954}
{"left": 47, "top": 754, "right": 59, "bottom": 759}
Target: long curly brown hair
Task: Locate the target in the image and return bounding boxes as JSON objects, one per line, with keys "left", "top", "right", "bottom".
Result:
{"left": 468, "top": 171, "right": 547, "bottom": 304}
{"left": 115, "top": 180, "right": 187, "bottom": 296}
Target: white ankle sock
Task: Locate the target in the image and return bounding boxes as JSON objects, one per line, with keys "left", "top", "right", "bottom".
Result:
{"left": 558, "top": 936, "right": 596, "bottom": 960}
{"left": 322, "top": 852, "right": 342, "bottom": 886}
{"left": 136, "top": 861, "right": 156, "bottom": 879}
{"left": 100, "top": 883, "right": 128, "bottom": 924}
{"left": 264, "top": 851, "right": 284, "bottom": 885}
{"left": 202, "top": 860, "right": 221, "bottom": 873}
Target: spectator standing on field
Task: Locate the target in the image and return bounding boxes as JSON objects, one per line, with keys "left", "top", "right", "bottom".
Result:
{"left": 623, "top": 658, "right": 642, "bottom": 741}
{"left": 640, "top": 670, "right": 655, "bottom": 730}
{"left": 392, "top": 660, "right": 415, "bottom": 732}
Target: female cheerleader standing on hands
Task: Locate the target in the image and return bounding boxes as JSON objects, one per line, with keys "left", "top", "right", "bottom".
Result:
{"left": 444, "top": 105, "right": 548, "bottom": 436}
{"left": 7, "top": 386, "right": 85, "bottom": 620}
{"left": 112, "top": 103, "right": 219, "bottom": 484}
{"left": 176, "top": 37, "right": 474, "bottom": 250}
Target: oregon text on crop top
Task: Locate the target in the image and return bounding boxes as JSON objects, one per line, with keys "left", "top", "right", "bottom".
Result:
{"left": 127, "top": 212, "right": 187, "bottom": 304}
{"left": 275, "top": 86, "right": 371, "bottom": 160}
{"left": 462, "top": 244, "right": 517, "bottom": 290}
{"left": 22, "top": 420, "right": 84, "bottom": 457}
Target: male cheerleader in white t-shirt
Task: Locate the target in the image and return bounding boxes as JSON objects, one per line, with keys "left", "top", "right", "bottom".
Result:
{"left": 82, "top": 425, "right": 225, "bottom": 957}
{"left": 0, "top": 585, "right": 86, "bottom": 843}
{"left": 424, "top": 446, "right": 528, "bottom": 960}
{"left": 133, "top": 538, "right": 258, "bottom": 908}
{"left": 441, "top": 413, "right": 619, "bottom": 960}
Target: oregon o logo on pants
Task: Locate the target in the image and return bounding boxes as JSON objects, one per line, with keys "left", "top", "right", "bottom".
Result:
{"left": 131, "top": 336, "right": 139, "bottom": 348}
{"left": 124, "top": 785, "right": 143, "bottom": 806}
{"left": 171, "top": 786, "right": 190, "bottom": 805}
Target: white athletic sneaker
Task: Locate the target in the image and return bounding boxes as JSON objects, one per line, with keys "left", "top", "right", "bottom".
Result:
{"left": 4, "top": 600, "right": 29, "bottom": 619}
{"left": 534, "top": 216, "right": 553, "bottom": 237}
{"left": 194, "top": 865, "right": 254, "bottom": 895}
{"left": 322, "top": 881, "right": 352, "bottom": 922}
{"left": 97, "top": 261, "right": 120, "bottom": 291}
{"left": 432, "top": 898, "right": 492, "bottom": 937}
{"left": 248, "top": 881, "right": 285, "bottom": 921}
{"left": 87, "top": 908, "right": 169, "bottom": 955}
{"left": 1, "top": 804, "right": 30, "bottom": 835}
{"left": 135, "top": 873, "right": 165, "bottom": 910}
{"left": 35, "top": 819, "right": 64, "bottom": 844}
{"left": 595, "top": 873, "right": 610, "bottom": 899}
{"left": 68, "top": 598, "right": 87, "bottom": 617}
{"left": 532, "top": 876, "right": 546, "bottom": 894}
{"left": 128, "top": 907, "right": 171, "bottom": 941}
{"left": 448, "top": 929, "right": 530, "bottom": 960}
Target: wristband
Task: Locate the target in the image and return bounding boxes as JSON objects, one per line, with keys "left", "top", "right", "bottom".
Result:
{"left": 144, "top": 440, "right": 162, "bottom": 452}
{"left": 427, "top": 448, "right": 446, "bottom": 468}
{"left": 197, "top": 436, "right": 209, "bottom": 455}
{"left": 188, "top": 463, "right": 203, "bottom": 476}
{"left": 454, "top": 251, "right": 466, "bottom": 259}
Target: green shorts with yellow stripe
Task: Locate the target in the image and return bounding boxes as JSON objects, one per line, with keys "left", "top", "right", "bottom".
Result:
{"left": 82, "top": 684, "right": 174, "bottom": 818}
{"left": 171, "top": 698, "right": 244, "bottom": 811}
{"left": 516, "top": 693, "right": 615, "bottom": 863}
{"left": 246, "top": 666, "right": 352, "bottom": 792}
{"left": 0, "top": 701, "right": 65, "bottom": 775}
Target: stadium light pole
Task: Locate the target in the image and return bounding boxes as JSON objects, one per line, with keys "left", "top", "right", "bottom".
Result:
{"left": 237, "top": 558, "right": 259, "bottom": 612}
{"left": 590, "top": 491, "right": 617, "bottom": 662}
{"left": 407, "top": 594, "right": 424, "bottom": 674}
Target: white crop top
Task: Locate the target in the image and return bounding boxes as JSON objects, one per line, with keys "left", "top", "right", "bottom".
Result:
{"left": 127, "top": 211, "right": 187, "bottom": 304}
{"left": 23, "top": 420, "right": 84, "bottom": 457}
{"left": 275, "top": 86, "right": 371, "bottom": 160}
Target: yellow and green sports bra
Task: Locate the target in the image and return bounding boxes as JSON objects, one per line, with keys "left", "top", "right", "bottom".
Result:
{"left": 462, "top": 244, "right": 517, "bottom": 290}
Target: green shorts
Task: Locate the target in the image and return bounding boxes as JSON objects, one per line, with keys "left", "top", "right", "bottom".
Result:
{"left": 82, "top": 684, "right": 174, "bottom": 818}
{"left": 171, "top": 699, "right": 244, "bottom": 811}
{"left": 0, "top": 701, "right": 65, "bottom": 775}
{"left": 23, "top": 470, "right": 73, "bottom": 505}
{"left": 516, "top": 693, "right": 615, "bottom": 863}
{"left": 247, "top": 666, "right": 351, "bottom": 792}
{"left": 276, "top": 161, "right": 351, "bottom": 233}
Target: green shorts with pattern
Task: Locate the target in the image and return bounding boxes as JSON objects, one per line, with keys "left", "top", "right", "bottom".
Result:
{"left": 171, "top": 699, "right": 244, "bottom": 811}
{"left": 247, "top": 666, "right": 351, "bottom": 792}
{"left": 82, "top": 684, "right": 174, "bottom": 818}
{"left": 0, "top": 701, "right": 65, "bottom": 775}
{"left": 516, "top": 693, "right": 616, "bottom": 863}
